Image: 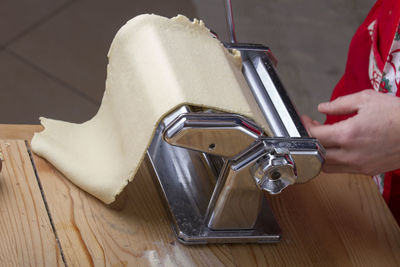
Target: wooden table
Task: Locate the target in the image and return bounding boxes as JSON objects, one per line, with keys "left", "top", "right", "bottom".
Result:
{"left": 0, "top": 124, "right": 399, "bottom": 266}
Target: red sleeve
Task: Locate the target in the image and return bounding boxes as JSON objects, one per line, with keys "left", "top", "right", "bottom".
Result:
{"left": 326, "top": 0, "right": 400, "bottom": 124}
{"left": 325, "top": 0, "right": 400, "bottom": 225}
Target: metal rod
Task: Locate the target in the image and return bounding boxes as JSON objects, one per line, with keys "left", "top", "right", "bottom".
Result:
{"left": 241, "top": 58, "right": 289, "bottom": 137}
{"left": 224, "top": 0, "right": 237, "bottom": 43}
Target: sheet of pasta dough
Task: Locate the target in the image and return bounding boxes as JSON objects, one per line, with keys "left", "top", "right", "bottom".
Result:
{"left": 31, "top": 14, "right": 268, "bottom": 204}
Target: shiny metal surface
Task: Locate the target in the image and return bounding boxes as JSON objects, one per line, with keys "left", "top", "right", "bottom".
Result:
{"left": 204, "top": 136, "right": 324, "bottom": 229}
{"left": 256, "top": 137, "right": 325, "bottom": 187}
{"left": 252, "top": 148, "right": 296, "bottom": 194}
{"left": 147, "top": 108, "right": 281, "bottom": 244}
{"left": 291, "top": 151, "right": 325, "bottom": 183}
{"left": 164, "top": 113, "right": 262, "bottom": 158}
{"left": 145, "top": 25, "right": 326, "bottom": 242}
{"left": 206, "top": 156, "right": 263, "bottom": 230}
{"left": 224, "top": 0, "right": 237, "bottom": 43}
{"left": 162, "top": 112, "right": 283, "bottom": 231}
{"left": 225, "top": 43, "right": 309, "bottom": 138}
{"left": 164, "top": 108, "right": 324, "bottom": 194}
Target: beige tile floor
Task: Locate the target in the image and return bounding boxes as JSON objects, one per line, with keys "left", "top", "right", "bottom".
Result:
{"left": 0, "top": 0, "right": 374, "bottom": 124}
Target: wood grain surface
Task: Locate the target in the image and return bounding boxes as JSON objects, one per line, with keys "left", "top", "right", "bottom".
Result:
{"left": 0, "top": 140, "right": 62, "bottom": 266}
{"left": 32, "top": 152, "right": 400, "bottom": 266}
{"left": 0, "top": 124, "right": 42, "bottom": 141}
{"left": 0, "top": 124, "right": 400, "bottom": 266}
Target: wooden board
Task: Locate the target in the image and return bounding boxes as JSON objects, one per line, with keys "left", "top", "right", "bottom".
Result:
{"left": 0, "top": 124, "right": 42, "bottom": 141}
{"left": 0, "top": 140, "right": 62, "bottom": 266}
{"left": 32, "top": 154, "right": 235, "bottom": 266}
{"left": 32, "top": 152, "right": 400, "bottom": 266}
{"left": 0, "top": 124, "right": 400, "bottom": 266}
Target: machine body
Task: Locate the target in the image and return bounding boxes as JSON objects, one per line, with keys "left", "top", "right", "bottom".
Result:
{"left": 146, "top": 44, "right": 325, "bottom": 244}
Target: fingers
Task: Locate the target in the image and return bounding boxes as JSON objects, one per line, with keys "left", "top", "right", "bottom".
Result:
{"left": 301, "top": 115, "right": 320, "bottom": 126}
{"left": 323, "top": 147, "right": 347, "bottom": 164}
{"left": 302, "top": 113, "right": 347, "bottom": 147}
{"left": 301, "top": 115, "right": 313, "bottom": 126}
{"left": 320, "top": 147, "right": 369, "bottom": 174}
{"left": 321, "top": 148, "right": 356, "bottom": 173}
{"left": 318, "top": 90, "right": 374, "bottom": 115}
{"left": 301, "top": 115, "right": 321, "bottom": 136}
{"left": 307, "top": 122, "right": 345, "bottom": 147}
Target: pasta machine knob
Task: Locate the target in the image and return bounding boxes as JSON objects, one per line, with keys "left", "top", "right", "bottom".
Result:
{"left": 252, "top": 148, "right": 297, "bottom": 194}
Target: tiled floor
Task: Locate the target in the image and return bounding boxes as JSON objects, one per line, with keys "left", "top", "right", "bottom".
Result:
{"left": 0, "top": 0, "right": 375, "bottom": 124}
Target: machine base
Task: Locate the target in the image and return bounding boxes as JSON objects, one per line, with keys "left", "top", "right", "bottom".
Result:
{"left": 146, "top": 121, "right": 281, "bottom": 244}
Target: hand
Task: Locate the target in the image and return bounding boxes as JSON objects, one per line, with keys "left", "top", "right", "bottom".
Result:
{"left": 302, "top": 90, "right": 400, "bottom": 175}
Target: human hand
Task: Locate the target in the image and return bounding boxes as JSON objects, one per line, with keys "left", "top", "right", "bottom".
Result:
{"left": 302, "top": 90, "right": 400, "bottom": 175}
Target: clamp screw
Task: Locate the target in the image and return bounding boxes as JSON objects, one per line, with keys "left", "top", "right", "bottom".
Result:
{"left": 252, "top": 148, "right": 297, "bottom": 194}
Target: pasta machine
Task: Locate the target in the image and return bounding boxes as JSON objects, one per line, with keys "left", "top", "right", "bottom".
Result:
{"left": 146, "top": 0, "right": 325, "bottom": 244}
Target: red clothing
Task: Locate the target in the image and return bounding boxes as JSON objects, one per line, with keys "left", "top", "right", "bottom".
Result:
{"left": 326, "top": 0, "right": 400, "bottom": 224}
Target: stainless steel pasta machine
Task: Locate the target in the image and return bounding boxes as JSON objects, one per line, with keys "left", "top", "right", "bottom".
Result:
{"left": 146, "top": 0, "right": 325, "bottom": 244}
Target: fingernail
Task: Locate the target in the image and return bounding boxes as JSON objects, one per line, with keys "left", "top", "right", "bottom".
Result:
{"left": 318, "top": 102, "right": 329, "bottom": 110}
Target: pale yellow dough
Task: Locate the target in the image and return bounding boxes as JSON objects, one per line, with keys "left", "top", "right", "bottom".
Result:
{"left": 31, "top": 14, "right": 267, "bottom": 204}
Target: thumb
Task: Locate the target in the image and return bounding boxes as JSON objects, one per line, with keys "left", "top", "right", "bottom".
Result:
{"left": 301, "top": 115, "right": 321, "bottom": 127}
{"left": 301, "top": 115, "right": 321, "bottom": 136}
{"left": 318, "top": 92, "right": 365, "bottom": 115}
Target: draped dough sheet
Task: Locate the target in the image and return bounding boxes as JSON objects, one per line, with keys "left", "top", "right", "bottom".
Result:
{"left": 31, "top": 14, "right": 268, "bottom": 204}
